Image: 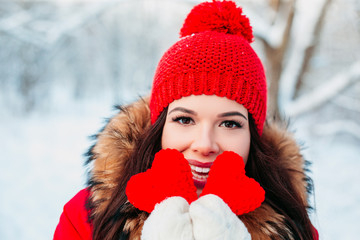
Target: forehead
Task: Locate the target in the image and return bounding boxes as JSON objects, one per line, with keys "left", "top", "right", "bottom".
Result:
{"left": 168, "top": 94, "right": 248, "bottom": 115}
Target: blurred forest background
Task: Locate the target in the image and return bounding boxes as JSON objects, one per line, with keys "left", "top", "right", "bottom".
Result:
{"left": 0, "top": 0, "right": 359, "bottom": 239}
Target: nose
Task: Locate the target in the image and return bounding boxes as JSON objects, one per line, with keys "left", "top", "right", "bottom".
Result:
{"left": 191, "top": 125, "right": 219, "bottom": 157}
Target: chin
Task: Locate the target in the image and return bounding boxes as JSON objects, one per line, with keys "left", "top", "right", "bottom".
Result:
{"left": 196, "top": 188, "right": 203, "bottom": 197}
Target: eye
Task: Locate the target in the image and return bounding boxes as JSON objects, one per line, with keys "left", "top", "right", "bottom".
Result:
{"left": 220, "top": 120, "right": 242, "bottom": 129}
{"left": 172, "top": 116, "right": 194, "bottom": 125}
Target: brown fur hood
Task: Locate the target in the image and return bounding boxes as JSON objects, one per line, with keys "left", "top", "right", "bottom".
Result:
{"left": 86, "top": 97, "right": 312, "bottom": 239}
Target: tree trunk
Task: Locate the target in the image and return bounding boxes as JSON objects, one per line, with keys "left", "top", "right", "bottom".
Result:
{"left": 263, "top": 0, "right": 295, "bottom": 121}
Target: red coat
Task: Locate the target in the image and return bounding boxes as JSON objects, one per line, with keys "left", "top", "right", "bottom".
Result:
{"left": 54, "top": 189, "right": 92, "bottom": 240}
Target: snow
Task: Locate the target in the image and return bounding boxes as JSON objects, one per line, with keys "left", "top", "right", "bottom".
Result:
{"left": 293, "top": 115, "right": 360, "bottom": 240}
{"left": 0, "top": 97, "right": 115, "bottom": 240}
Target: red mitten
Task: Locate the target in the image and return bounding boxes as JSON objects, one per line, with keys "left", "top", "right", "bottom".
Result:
{"left": 126, "top": 149, "right": 198, "bottom": 213}
{"left": 200, "top": 151, "right": 265, "bottom": 215}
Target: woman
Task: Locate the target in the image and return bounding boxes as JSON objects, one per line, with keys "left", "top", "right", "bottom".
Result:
{"left": 54, "top": 1, "right": 318, "bottom": 239}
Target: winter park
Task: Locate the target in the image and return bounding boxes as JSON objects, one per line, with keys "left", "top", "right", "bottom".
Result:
{"left": 0, "top": 0, "right": 359, "bottom": 239}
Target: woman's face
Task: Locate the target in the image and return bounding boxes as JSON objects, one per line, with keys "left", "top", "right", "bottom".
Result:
{"left": 161, "top": 94, "right": 251, "bottom": 193}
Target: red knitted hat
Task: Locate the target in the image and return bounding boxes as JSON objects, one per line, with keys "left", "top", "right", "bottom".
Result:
{"left": 150, "top": 0, "right": 267, "bottom": 135}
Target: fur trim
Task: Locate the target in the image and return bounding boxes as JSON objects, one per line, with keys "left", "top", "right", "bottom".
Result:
{"left": 86, "top": 97, "right": 310, "bottom": 239}
{"left": 124, "top": 212, "right": 147, "bottom": 240}
{"left": 86, "top": 97, "right": 151, "bottom": 216}
{"left": 262, "top": 122, "right": 309, "bottom": 207}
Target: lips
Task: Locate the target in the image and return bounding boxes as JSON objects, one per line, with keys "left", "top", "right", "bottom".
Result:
{"left": 187, "top": 159, "right": 213, "bottom": 189}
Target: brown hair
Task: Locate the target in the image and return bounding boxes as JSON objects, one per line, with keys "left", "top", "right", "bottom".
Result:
{"left": 92, "top": 108, "right": 314, "bottom": 240}
{"left": 246, "top": 114, "right": 315, "bottom": 240}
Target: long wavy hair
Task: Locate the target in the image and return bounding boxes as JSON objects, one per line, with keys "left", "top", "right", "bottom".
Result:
{"left": 92, "top": 107, "right": 315, "bottom": 240}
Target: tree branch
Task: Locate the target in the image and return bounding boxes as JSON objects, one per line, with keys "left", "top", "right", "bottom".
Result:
{"left": 45, "top": 0, "right": 121, "bottom": 46}
{"left": 0, "top": 10, "right": 31, "bottom": 32}
{"left": 313, "top": 120, "right": 360, "bottom": 140}
{"left": 278, "top": 0, "right": 330, "bottom": 113}
{"left": 0, "top": 0, "right": 121, "bottom": 49}
{"left": 251, "top": 0, "right": 294, "bottom": 49}
{"left": 285, "top": 61, "right": 360, "bottom": 117}
{"left": 331, "top": 93, "right": 360, "bottom": 112}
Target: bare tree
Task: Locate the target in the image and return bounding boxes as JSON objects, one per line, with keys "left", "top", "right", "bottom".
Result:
{"left": 251, "top": 0, "right": 360, "bottom": 140}
{"left": 245, "top": 0, "right": 333, "bottom": 121}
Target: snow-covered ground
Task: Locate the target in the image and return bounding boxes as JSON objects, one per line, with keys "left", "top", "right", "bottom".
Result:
{"left": 1, "top": 94, "right": 359, "bottom": 240}
{"left": 0, "top": 97, "right": 114, "bottom": 240}
{"left": 294, "top": 114, "right": 360, "bottom": 240}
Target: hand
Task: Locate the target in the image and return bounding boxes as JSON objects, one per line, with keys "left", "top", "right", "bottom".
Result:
{"left": 189, "top": 194, "right": 251, "bottom": 240}
{"left": 126, "top": 149, "right": 198, "bottom": 213}
{"left": 141, "top": 195, "right": 251, "bottom": 240}
{"left": 200, "top": 151, "right": 265, "bottom": 215}
{"left": 141, "top": 197, "right": 194, "bottom": 240}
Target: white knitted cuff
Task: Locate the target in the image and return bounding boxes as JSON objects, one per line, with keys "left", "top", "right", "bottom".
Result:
{"left": 189, "top": 194, "right": 251, "bottom": 240}
{"left": 141, "top": 197, "right": 194, "bottom": 240}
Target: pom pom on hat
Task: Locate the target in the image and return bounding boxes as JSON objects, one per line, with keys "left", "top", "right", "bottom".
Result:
{"left": 180, "top": 0, "right": 253, "bottom": 43}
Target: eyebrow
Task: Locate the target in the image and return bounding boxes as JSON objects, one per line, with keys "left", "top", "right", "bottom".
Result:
{"left": 168, "top": 107, "right": 197, "bottom": 116}
{"left": 168, "top": 108, "right": 247, "bottom": 120}
{"left": 217, "top": 111, "right": 248, "bottom": 120}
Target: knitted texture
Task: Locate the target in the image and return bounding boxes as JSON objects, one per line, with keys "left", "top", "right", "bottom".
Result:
{"left": 180, "top": 0, "right": 253, "bottom": 42}
{"left": 150, "top": 0, "right": 267, "bottom": 135}
{"left": 200, "top": 151, "right": 265, "bottom": 215}
{"left": 125, "top": 149, "right": 198, "bottom": 213}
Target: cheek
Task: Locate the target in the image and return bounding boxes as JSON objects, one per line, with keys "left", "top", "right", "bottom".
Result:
{"left": 161, "top": 128, "right": 174, "bottom": 149}
{"left": 234, "top": 141, "right": 250, "bottom": 164}
{"left": 219, "top": 132, "right": 251, "bottom": 164}
{"left": 161, "top": 123, "right": 190, "bottom": 151}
